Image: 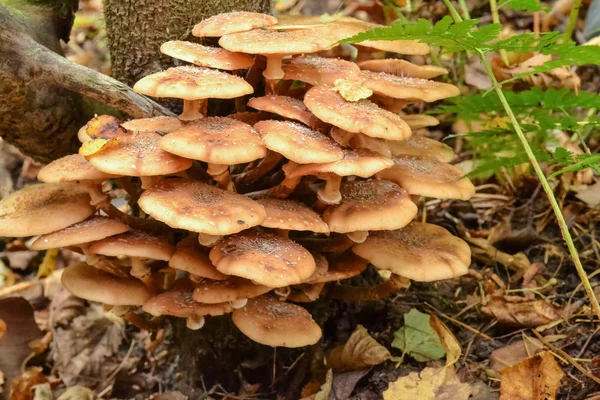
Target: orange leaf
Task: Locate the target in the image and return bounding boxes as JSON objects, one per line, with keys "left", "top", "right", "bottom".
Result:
{"left": 500, "top": 351, "right": 564, "bottom": 400}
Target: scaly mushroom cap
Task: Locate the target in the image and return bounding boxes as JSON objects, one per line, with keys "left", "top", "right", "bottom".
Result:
{"left": 143, "top": 279, "right": 233, "bottom": 317}
{"left": 352, "top": 222, "right": 471, "bottom": 282}
{"left": 133, "top": 66, "right": 254, "bottom": 100}
{"left": 31, "top": 216, "right": 130, "bottom": 250}
{"left": 62, "top": 262, "right": 151, "bottom": 305}
{"left": 401, "top": 115, "right": 440, "bottom": 130}
{"left": 160, "top": 41, "right": 254, "bottom": 70}
{"left": 357, "top": 59, "right": 448, "bottom": 80}
{"left": 159, "top": 117, "right": 267, "bottom": 164}
{"left": 305, "top": 252, "right": 368, "bottom": 284}
{"left": 88, "top": 230, "right": 174, "bottom": 261}
{"left": 228, "top": 111, "right": 270, "bottom": 125}
{"left": 210, "top": 233, "right": 316, "bottom": 287}
{"left": 287, "top": 149, "right": 393, "bottom": 179}
{"left": 303, "top": 85, "right": 411, "bottom": 141}
{"left": 86, "top": 131, "right": 192, "bottom": 177}
{"left": 323, "top": 180, "right": 417, "bottom": 233}
{"left": 121, "top": 116, "right": 182, "bottom": 134}
{"left": 287, "top": 282, "right": 325, "bottom": 303}
{"left": 38, "top": 154, "right": 118, "bottom": 183}
{"left": 0, "top": 183, "right": 95, "bottom": 237}
{"left": 254, "top": 120, "right": 343, "bottom": 164}
{"left": 247, "top": 95, "right": 324, "bottom": 130}
{"left": 377, "top": 155, "right": 475, "bottom": 200}
{"left": 281, "top": 55, "right": 362, "bottom": 86}
{"left": 361, "top": 71, "right": 460, "bottom": 102}
{"left": 193, "top": 277, "right": 272, "bottom": 304}
{"left": 138, "top": 179, "right": 266, "bottom": 235}
{"left": 232, "top": 295, "right": 322, "bottom": 347}
{"left": 169, "top": 238, "right": 227, "bottom": 280}
{"left": 192, "top": 11, "right": 278, "bottom": 37}
{"left": 256, "top": 198, "right": 330, "bottom": 233}
{"left": 330, "top": 127, "right": 391, "bottom": 158}
{"left": 219, "top": 29, "right": 330, "bottom": 56}
{"left": 387, "top": 136, "right": 455, "bottom": 163}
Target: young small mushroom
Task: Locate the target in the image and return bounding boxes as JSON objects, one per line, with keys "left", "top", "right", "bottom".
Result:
{"left": 0, "top": 183, "right": 95, "bottom": 237}
{"left": 192, "top": 11, "right": 278, "bottom": 37}
{"left": 231, "top": 295, "right": 322, "bottom": 347}
{"left": 357, "top": 59, "right": 449, "bottom": 80}
{"left": 160, "top": 41, "right": 254, "bottom": 70}
{"left": 322, "top": 180, "right": 418, "bottom": 243}
{"left": 387, "top": 136, "right": 455, "bottom": 163}
{"left": 256, "top": 198, "right": 330, "bottom": 237}
{"left": 352, "top": 222, "right": 471, "bottom": 282}
{"left": 62, "top": 262, "right": 151, "bottom": 306}
{"left": 281, "top": 55, "right": 362, "bottom": 86}
{"left": 210, "top": 232, "right": 316, "bottom": 287}
{"left": 247, "top": 95, "right": 324, "bottom": 130}
{"left": 376, "top": 155, "right": 475, "bottom": 200}
{"left": 169, "top": 237, "right": 228, "bottom": 281}
{"left": 192, "top": 276, "right": 272, "bottom": 307}
{"left": 361, "top": 70, "right": 461, "bottom": 103}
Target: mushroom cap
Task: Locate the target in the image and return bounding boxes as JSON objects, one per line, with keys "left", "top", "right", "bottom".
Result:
{"left": 138, "top": 179, "right": 266, "bottom": 235}
{"left": 357, "top": 59, "right": 448, "bottom": 79}
{"left": 169, "top": 238, "right": 227, "bottom": 280}
{"left": 160, "top": 41, "right": 254, "bottom": 70}
{"left": 323, "top": 180, "right": 417, "bottom": 233}
{"left": 256, "top": 198, "right": 329, "bottom": 233}
{"left": 352, "top": 222, "right": 471, "bottom": 282}
{"left": 401, "top": 115, "right": 440, "bottom": 130}
{"left": 232, "top": 295, "right": 322, "bottom": 347}
{"left": 247, "top": 95, "right": 324, "bottom": 130}
{"left": 210, "top": 232, "right": 316, "bottom": 287}
{"left": 305, "top": 252, "right": 367, "bottom": 284}
{"left": 192, "top": 277, "right": 272, "bottom": 303}
{"left": 303, "top": 85, "right": 411, "bottom": 141}
{"left": 37, "top": 154, "right": 118, "bottom": 183}
{"left": 88, "top": 230, "right": 174, "bottom": 261}
{"left": 330, "top": 127, "right": 391, "bottom": 158}
{"left": 228, "top": 111, "right": 270, "bottom": 125}
{"left": 377, "top": 155, "right": 475, "bottom": 200}
{"left": 281, "top": 55, "right": 362, "bottom": 86}
{"left": 0, "top": 183, "right": 95, "bottom": 237}
{"left": 361, "top": 71, "right": 460, "bottom": 102}
{"left": 31, "top": 216, "right": 131, "bottom": 250}
{"left": 133, "top": 66, "right": 254, "bottom": 100}
{"left": 192, "top": 11, "right": 278, "bottom": 37}
{"left": 143, "top": 279, "right": 233, "bottom": 317}
{"left": 121, "top": 116, "right": 182, "bottom": 134}
{"left": 62, "top": 262, "right": 151, "bottom": 305}
{"left": 159, "top": 117, "right": 266, "bottom": 165}
{"left": 387, "top": 136, "right": 455, "bottom": 163}
{"left": 86, "top": 131, "right": 193, "bottom": 177}
{"left": 219, "top": 28, "right": 330, "bottom": 55}
{"left": 287, "top": 148, "right": 393, "bottom": 179}
{"left": 254, "top": 120, "right": 343, "bottom": 164}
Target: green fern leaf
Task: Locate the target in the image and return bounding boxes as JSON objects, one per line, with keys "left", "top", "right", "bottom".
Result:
{"left": 499, "top": 0, "right": 550, "bottom": 12}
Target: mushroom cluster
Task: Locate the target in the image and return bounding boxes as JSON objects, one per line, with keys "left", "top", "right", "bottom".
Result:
{"left": 0, "top": 12, "right": 475, "bottom": 348}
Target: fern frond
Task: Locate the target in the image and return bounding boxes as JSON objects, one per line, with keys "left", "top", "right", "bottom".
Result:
{"left": 499, "top": 0, "right": 550, "bottom": 12}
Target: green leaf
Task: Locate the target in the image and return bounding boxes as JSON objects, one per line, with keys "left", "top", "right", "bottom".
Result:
{"left": 391, "top": 309, "right": 446, "bottom": 363}
{"left": 499, "top": 0, "right": 550, "bottom": 12}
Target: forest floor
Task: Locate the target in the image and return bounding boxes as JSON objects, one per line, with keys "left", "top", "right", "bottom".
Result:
{"left": 0, "top": 0, "right": 599, "bottom": 399}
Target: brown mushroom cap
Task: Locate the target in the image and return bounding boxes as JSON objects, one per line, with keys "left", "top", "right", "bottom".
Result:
{"left": 305, "top": 252, "right": 368, "bottom": 284}
{"left": 387, "top": 136, "right": 455, "bottom": 163}
{"left": 62, "top": 262, "right": 151, "bottom": 305}
{"left": 210, "top": 232, "right": 316, "bottom": 287}
{"left": 231, "top": 295, "right": 322, "bottom": 347}
{"left": 37, "top": 154, "right": 118, "bottom": 183}
{"left": 133, "top": 66, "right": 254, "bottom": 100}
{"left": 192, "top": 11, "right": 278, "bottom": 37}
{"left": 0, "top": 183, "right": 95, "bottom": 237}
{"left": 256, "top": 198, "right": 329, "bottom": 233}
{"left": 357, "top": 59, "right": 448, "bottom": 80}
{"left": 352, "top": 222, "right": 471, "bottom": 281}
{"left": 86, "top": 131, "right": 192, "bottom": 177}
{"left": 323, "top": 180, "right": 417, "bottom": 233}
{"left": 138, "top": 179, "right": 266, "bottom": 235}
{"left": 401, "top": 115, "right": 440, "bottom": 130}
{"left": 228, "top": 111, "right": 270, "bottom": 125}
{"left": 287, "top": 148, "right": 393, "bottom": 179}
{"left": 254, "top": 120, "right": 343, "bottom": 164}
{"left": 219, "top": 29, "right": 330, "bottom": 56}
{"left": 361, "top": 71, "right": 460, "bottom": 102}
{"left": 303, "top": 85, "right": 411, "bottom": 141}
{"left": 377, "top": 155, "right": 475, "bottom": 200}
{"left": 160, "top": 41, "right": 254, "bottom": 70}
{"left": 330, "top": 127, "right": 391, "bottom": 158}
{"left": 247, "top": 95, "right": 324, "bottom": 130}
{"left": 192, "top": 277, "right": 272, "bottom": 304}
{"left": 159, "top": 117, "right": 266, "bottom": 165}
{"left": 287, "top": 282, "right": 325, "bottom": 303}
{"left": 281, "top": 55, "right": 362, "bottom": 86}
{"left": 88, "top": 230, "right": 174, "bottom": 261}
{"left": 121, "top": 116, "right": 182, "bottom": 134}
{"left": 169, "top": 238, "right": 227, "bottom": 280}
{"left": 31, "top": 216, "right": 130, "bottom": 250}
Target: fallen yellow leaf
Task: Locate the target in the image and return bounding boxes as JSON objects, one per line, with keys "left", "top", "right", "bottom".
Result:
{"left": 383, "top": 366, "right": 471, "bottom": 400}
{"left": 79, "top": 138, "right": 110, "bottom": 157}
{"left": 333, "top": 79, "right": 373, "bottom": 102}
{"left": 36, "top": 248, "right": 58, "bottom": 279}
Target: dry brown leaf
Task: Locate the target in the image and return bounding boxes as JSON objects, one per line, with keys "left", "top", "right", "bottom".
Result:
{"left": 493, "top": 54, "right": 580, "bottom": 91}
{"left": 0, "top": 319, "right": 5, "bottom": 340}
{"left": 490, "top": 337, "right": 544, "bottom": 372}
{"left": 575, "top": 181, "right": 600, "bottom": 208}
{"left": 429, "top": 314, "right": 461, "bottom": 367}
{"left": 326, "top": 325, "right": 391, "bottom": 372}
{"left": 481, "top": 296, "right": 563, "bottom": 327}
{"left": 383, "top": 366, "right": 471, "bottom": 400}
{"left": 9, "top": 367, "right": 47, "bottom": 400}
{"left": 499, "top": 351, "right": 563, "bottom": 400}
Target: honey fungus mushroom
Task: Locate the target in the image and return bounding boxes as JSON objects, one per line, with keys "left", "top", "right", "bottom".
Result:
{"left": 247, "top": 95, "right": 324, "bottom": 130}
{"left": 281, "top": 55, "right": 362, "bottom": 86}
{"left": 160, "top": 41, "right": 254, "bottom": 70}
{"left": 192, "top": 11, "right": 278, "bottom": 37}
{"left": 192, "top": 277, "right": 272, "bottom": 308}
{"left": 256, "top": 198, "right": 330, "bottom": 237}
{"left": 357, "top": 59, "right": 449, "bottom": 80}
{"left": 169, "top": 238, "right": 227, "bottom": 281}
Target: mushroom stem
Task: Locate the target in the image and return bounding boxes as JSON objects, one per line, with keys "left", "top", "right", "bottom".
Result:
{"left": 207, "top": 163, "right": 235, "bottom": 191}
{"left": 198, "top": 233, "right": 221, "bottom": 247}
{"left": 331, "top": 274, "right": 410, "bottom": 301}
{"left": 233, "top": 151, "right": 283, "bottom": 188}
{"left": 263, "top": 55, "right": 285, "bottom": 81}
{"left": 274, "top": 286, "right": 291, "bottom": 299}
{"left": 119, "top": 177, "right": 141, "bottom": 203}
{"left": 317, "top": 175, "right": 343, "bottom": 204}
{"left": 180, "top": 100, "right": 204, "bottom": 121}
{"left": 84, "top": 183, "right": 109, "bottom": 208}
{"left": 347, "top": 231, "right": 369, "bottom": 243}
{"left": 130, "top": 257, "right": 151, "bottom": 278}
{"left": 186, "top": 315, "right": 206, "bottom": 330}
{"left": 139, "top": 271, "right": 165, "bottom": 296}
{"left": 140, "top": 176, "right": 162, "bottom": 190}
{"left": 275, "top": 229, "right": 290, "bottom": 238}
{"left": 123, "top": 311, "right": 164, "bottom": 331}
